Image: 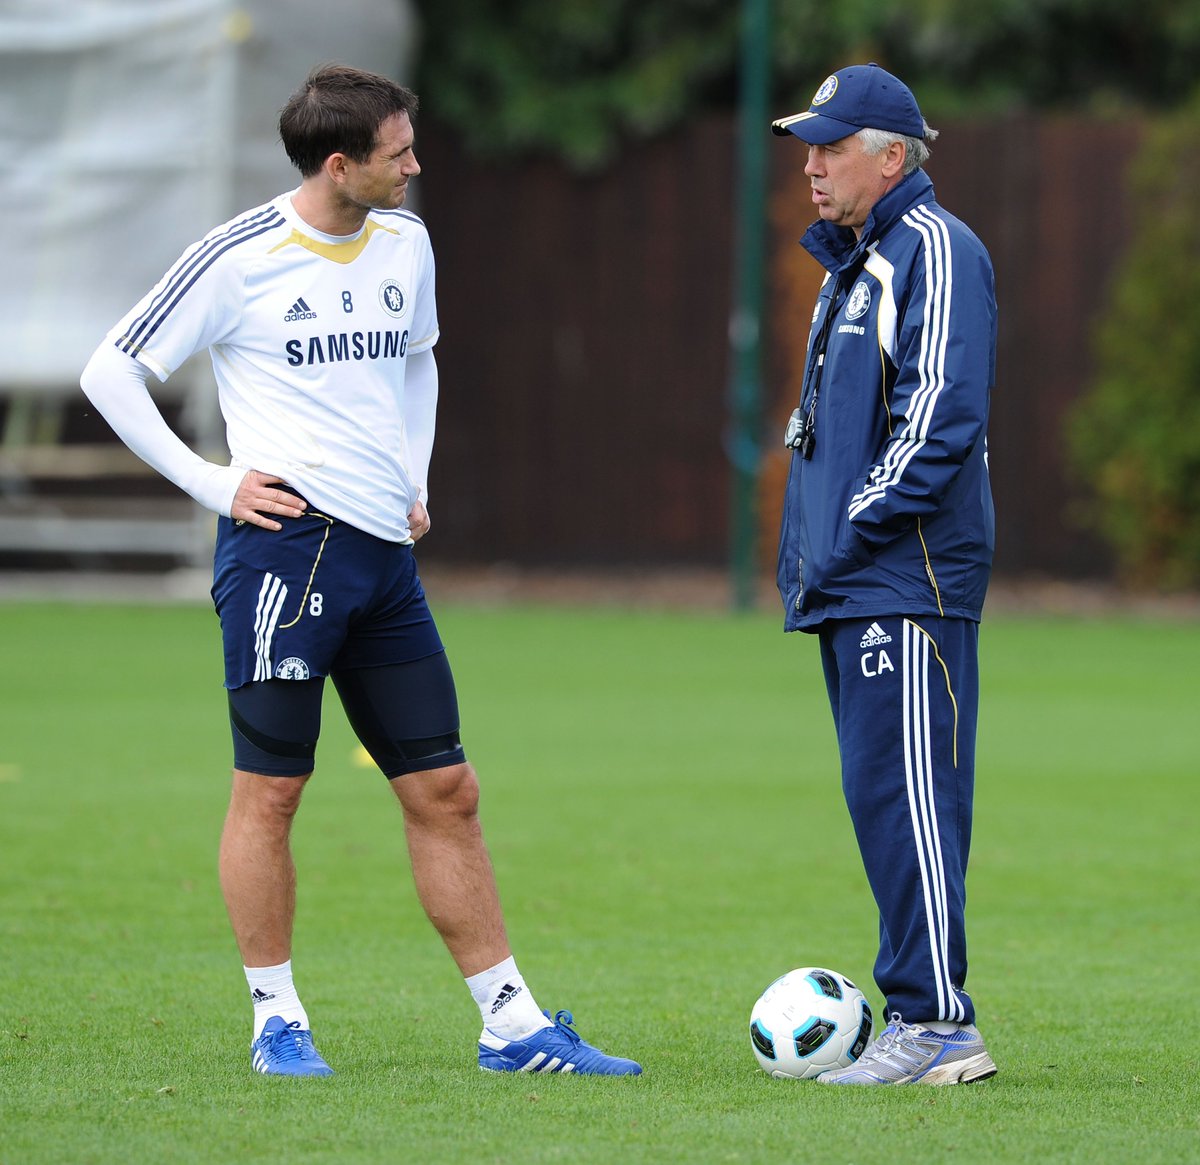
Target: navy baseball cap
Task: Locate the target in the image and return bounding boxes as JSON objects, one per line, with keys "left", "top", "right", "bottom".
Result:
{"left": 772, "top": 63, "right": 924, "bottom": 145}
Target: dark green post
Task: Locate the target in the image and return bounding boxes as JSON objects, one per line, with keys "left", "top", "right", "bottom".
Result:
{"left": 728, "top": 0, "right": 772, "bottom": 609}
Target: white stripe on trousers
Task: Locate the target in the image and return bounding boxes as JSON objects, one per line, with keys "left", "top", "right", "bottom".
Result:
{"left": 253, "top": 573, "right": 289, "bottom": 682}
{"left": 901, "top": 619, "right": 964, "bottom": 1022}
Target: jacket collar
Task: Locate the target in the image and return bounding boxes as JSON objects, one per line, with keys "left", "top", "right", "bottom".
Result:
{"left": 799, "top": 169, "right": 935, "bottom": 275}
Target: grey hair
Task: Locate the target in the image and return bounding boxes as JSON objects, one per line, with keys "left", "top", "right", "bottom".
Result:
{"left": 857, "top": 122, "right": 938, "bottom": 175}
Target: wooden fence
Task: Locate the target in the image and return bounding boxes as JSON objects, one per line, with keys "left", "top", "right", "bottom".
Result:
{"left": 0, "top": 113, "right": 1142, "bottom": 580}
{"left": 417, "top": 113, "right": 1145, "bottom": 580}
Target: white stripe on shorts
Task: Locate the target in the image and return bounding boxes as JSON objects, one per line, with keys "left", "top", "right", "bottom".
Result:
{"left": 253, "top": 573, "right": 289, "bottom": 681}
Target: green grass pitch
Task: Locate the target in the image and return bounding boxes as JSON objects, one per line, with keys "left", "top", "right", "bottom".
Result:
{"left": 1, "top": 596, "right": 1196, "bottom": 1163}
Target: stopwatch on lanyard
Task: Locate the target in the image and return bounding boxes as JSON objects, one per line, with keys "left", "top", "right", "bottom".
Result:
{"left": 784, "top": 277, "right": 846, "bottom": 460}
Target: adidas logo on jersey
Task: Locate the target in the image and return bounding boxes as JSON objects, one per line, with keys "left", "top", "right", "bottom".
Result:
{"left": 283, "top": 297, "right": 317, "bottom": 322}
{"left": 859, "top": 622, "right": 892, "bottom": 648}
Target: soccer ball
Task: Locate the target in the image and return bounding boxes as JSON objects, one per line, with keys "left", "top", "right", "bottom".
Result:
{"left": 749, "top": 967, "right": 873, "bottom": 1079}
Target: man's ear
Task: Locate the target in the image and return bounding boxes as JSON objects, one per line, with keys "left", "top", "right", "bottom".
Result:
{"left": 881, "top": 139, "right": 907, "bottom": 179}
{"left": 322, "top": 152, "right": 350, "bottom": 184}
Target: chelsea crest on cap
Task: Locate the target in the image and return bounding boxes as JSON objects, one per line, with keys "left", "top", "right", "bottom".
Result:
{"left": 772, "top": 63, "right": 924, "bottom": 145}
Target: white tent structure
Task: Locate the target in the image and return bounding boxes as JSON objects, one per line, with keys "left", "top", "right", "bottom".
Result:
{"left": 0, "top": 0, "right": 417, "bottom": 565}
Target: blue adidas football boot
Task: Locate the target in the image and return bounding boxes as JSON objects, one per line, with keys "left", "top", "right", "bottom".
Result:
{"left": 479, "top": 1009, "right": 641, "bottom": 1075}
{"left": 250, "top": 1015, "right": 334, "bottom": 1077}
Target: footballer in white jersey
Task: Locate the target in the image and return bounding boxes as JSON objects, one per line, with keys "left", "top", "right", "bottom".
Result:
{"left": 78, "top": 64, "right": 643, "bottom": 1081}
{"left": 106, "top": 192, "right": 439, "bottom": 543}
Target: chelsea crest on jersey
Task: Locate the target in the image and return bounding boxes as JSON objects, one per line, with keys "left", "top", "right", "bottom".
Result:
{"left": 106, "top": 192, "right": 439, "bottom": 541}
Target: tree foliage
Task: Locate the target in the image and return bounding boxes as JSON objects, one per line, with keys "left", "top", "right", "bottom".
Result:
{"left": 416, "top": 0, "right": 738, "bottom": 169}
{"left": 1068, "top": 94, "right": 1200, "bottom": 589}
{"left": 416, "top": 0, "right": 1200, "bottom": 168}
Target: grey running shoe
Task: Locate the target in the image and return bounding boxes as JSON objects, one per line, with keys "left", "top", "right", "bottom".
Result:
{"left": 817, "top": 1016, "right": 997, "bottom": 1085}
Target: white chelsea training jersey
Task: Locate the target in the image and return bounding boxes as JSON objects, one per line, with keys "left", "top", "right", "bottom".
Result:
{"left": 105, "top": 192, "right": 439, "bottom": 541}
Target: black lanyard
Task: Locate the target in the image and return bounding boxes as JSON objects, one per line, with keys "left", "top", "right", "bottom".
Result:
{"left": 789, "top": 272, "right": 849, "bottom": 460}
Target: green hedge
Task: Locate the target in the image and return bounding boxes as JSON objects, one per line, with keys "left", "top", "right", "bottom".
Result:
{"left": 1068, "top": 95, "right": 1200, "bottom": 589}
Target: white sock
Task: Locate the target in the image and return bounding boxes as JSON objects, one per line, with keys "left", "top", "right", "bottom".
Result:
{"left": 245, "top": 960, "right": 309, "bottom": 1039}
{"left": 922, "top": 1020, "right": 967, "bottom": 1034}
{"left": 466, "top": 956, "right": 552, "bottom": 1040}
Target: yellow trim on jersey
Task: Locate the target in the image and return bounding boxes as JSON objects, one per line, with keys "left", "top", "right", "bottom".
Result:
{"left": 905, "top": 618, "right": 959, "bottom": 768}
{"left": 268, "top": 219, "right": 400, "bottom": 265}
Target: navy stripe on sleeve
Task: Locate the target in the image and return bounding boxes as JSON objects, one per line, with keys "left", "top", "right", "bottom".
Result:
{"left": 117, "top": 206, "right": 286, "bottom": 358}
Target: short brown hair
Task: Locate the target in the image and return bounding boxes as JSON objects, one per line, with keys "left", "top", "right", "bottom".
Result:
{"left": 279, "top": 64, "right": 419, "bottom": 178}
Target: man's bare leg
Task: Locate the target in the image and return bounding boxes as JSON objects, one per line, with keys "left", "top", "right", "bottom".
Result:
{"left": 388, "top": 762, "right": 510, "bottom": 976}
{"left": 219, "top": 769, "right": 308, "bottom": 966}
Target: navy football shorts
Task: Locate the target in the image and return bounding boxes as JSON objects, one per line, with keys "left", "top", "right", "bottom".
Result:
{"left": 212, "top": 505, "right": 444, "bottom": 687}
{"left": 211, "top": 501, "right": 464, "bottom": 778}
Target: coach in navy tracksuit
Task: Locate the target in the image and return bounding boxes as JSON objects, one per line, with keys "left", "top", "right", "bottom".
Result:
{"left": 772, "top": 64, "right": 999, "bottom": 1085}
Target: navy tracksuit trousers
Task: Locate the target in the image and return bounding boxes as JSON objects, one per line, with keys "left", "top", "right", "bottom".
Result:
{"left": 818, "top": 615, "right": 979, "bottom": 1026}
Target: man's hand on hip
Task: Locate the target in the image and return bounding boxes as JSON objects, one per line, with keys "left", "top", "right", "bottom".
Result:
{"left": 408, "top": 499, "right": 431, "bottom": 542}
{"left": 231, "top": 470, "right": 308, "bottom": 531}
